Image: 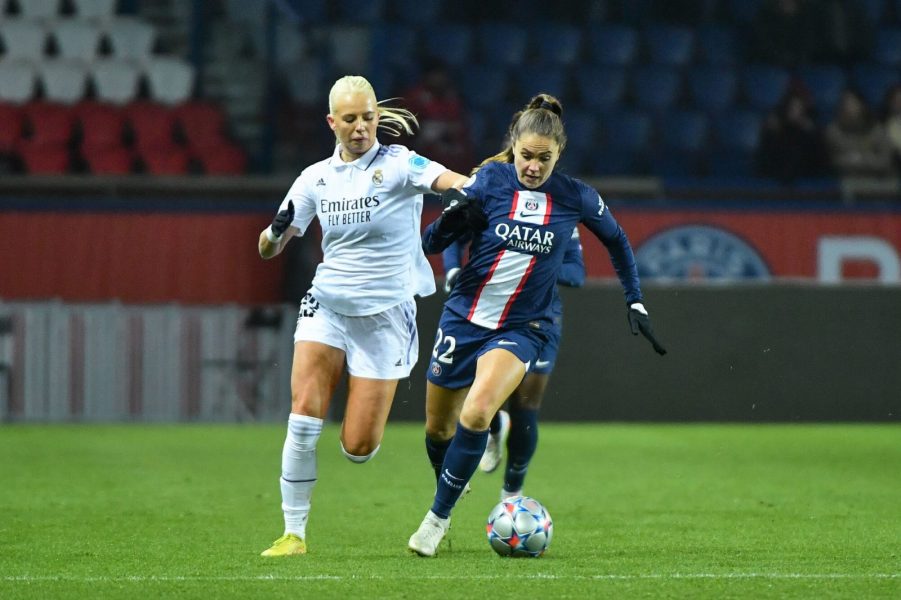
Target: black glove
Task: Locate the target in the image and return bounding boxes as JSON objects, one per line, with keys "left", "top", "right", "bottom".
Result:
{"left": 628, "top": 303, "right": 667, "bottom": 355}
{"left": 270, "top": 200, "right": 295, "bottom": 239}
{"left": 436, "top": 189, "right": 487, "bottom": 235}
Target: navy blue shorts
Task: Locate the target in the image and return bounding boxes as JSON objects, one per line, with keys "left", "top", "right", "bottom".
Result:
{"left": 426, "top": 309, "right": 552, "bottom": 390}
{"left": 532, "top": 317, "right": 562, "bottom": 375}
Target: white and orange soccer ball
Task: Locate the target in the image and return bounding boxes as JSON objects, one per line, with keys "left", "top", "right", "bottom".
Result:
{"left": 485, "top": 496, "right": 553, "bottom": 557}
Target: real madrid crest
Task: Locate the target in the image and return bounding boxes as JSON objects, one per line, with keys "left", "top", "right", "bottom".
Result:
{"left": 372, "top": 169, "right": 383, "bottom": 185}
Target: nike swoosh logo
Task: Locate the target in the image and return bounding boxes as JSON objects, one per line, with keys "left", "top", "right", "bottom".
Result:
{"left": 535, "top": 360, "right": 550, "bottom": 368}
{"left": 518, "top": 212, "right": 542, "bottom": 218}
{"left": 497, "top": 340, "right": 518, "bottom": 346}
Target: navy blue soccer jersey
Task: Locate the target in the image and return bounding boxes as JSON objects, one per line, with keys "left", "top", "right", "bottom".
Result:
{"left": 423, "top": 161, "right": 642, "bottom": 330}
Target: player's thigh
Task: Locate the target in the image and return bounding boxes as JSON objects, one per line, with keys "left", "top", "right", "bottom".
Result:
{"left": 510, "top": 372, "right": 551, "bottom": 411}
{"left": 341, "top": 376, "right": 399, "bottom": 452}
{"left": 290, "top": 341, "right": 345, "bottom": 417}
{"left": 460, "top": 348, "right": 528, "bottom": 429}
{"left": 425, "top": 381, "right": 468, "bottom": 440}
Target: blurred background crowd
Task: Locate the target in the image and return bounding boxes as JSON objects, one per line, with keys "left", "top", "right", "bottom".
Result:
{"left": 2, "top": 0, "right": 901, "bottom": 190}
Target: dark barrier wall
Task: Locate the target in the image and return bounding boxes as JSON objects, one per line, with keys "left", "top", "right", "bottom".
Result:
{"left": 376, "top": 285, "right": 900, "bottom": 423}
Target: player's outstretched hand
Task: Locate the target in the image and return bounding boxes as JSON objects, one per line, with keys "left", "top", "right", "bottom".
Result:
{"left": 269, "top": 200, "right": 295, "bottom": 240}
{"left": 627, "top": 303, "right": 667, "bottom": 355}
{"left": 437, "top": 189, "right": 486, "bottom": 234}
{"left": 444, "top": 267, "right": 461, "bottom": 294}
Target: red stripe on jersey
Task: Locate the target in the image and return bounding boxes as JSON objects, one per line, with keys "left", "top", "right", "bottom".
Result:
{"left": 467, "top": 250, "right": 506, "bottom": 321}
{"left": 507, "top": 190, "right": 520, "bottom": 220}
{"left": 543, "top": 193, "right": 553, "bottom": 224}
{"left": 497, "top": 255, "right": 537, "bottom": 327}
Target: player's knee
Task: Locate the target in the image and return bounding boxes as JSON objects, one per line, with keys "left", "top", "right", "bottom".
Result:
{"left": 340, "top": 440, "right": 380, "bottom": 463}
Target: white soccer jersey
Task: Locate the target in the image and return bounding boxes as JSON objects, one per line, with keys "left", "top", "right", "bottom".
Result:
{"left": 278, "top": 141, "right": 448, "bottom": 316}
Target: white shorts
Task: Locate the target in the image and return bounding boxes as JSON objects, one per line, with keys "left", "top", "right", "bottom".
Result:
{"left": 293, "top": 293, "right": 419, "bottom": 380}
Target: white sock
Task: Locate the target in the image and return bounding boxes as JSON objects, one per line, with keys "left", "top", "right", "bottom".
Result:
{"left": 280, "top": 413, "right": 323, "bottom": 538}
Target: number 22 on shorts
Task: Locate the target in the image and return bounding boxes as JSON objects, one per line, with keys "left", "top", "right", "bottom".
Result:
{"left": 431, "top": 328, "right": 456, "bottom": 365}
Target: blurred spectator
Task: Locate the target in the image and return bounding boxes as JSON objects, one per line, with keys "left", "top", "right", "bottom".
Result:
{"left": 756, "top": 83, "right": 829, "bottom": 182}
{"left": 813, "top": 0, "right": 873, "bottom": 65}
{"left": 748, "top": 0, "right": 820, "bottom": 68}
{"left": 399, "top": 60, "right": 475, "bottom": 174}
{"left": 825, "top": 89, "right": 895, "bottom": 177}
{"left": 882, "top": 85, "right": 901, "bottom": 171}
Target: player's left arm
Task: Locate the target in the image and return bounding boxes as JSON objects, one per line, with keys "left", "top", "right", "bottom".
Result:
{"left": 557, "top": 229, "right": 586, "bottom": 288}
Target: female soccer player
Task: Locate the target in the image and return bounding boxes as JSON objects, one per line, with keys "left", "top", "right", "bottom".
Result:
{"left": 257, "top": 75, "right": 467, "bottom": 557}
{"left": 408, "top": 93, "right": 666, "bottom": 557}
{"left": 441, "top": 227, "right": 585, "bottom": 500}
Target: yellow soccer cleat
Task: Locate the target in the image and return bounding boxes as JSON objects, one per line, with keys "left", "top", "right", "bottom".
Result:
{"left": 260, "top": 533, "right": 307, "bottom": 557}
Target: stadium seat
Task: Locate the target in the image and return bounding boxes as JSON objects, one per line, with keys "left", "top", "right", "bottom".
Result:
{"left": 271, "top": 22, "right": 308, "bottom": 68}
{"left": 575, "top": 66, "right": 627, "bottom": 112}
{"left": 742, "top": 65, "right": 790, "bottom": 111}
{"left": 106, "top": 17, "right": 157, "bottom": 63}
{"left": 138, "top": 144, "right": 190, "bottom": 175}
{"left": 706, "top": 150, "right": 755, "bottom": 177}
{"left": 40, "top": 59, "right": 89, "bottom": 105}
{"left": 145, "top": 57, "right": 195, "bottom": 105}
{"left": 21, "top": 101, "right": 75, "bottom": 146}
{"left": 18, "top": 141, "right": 70, "bottom": 174}
{"left": 537, "top": 24, "right": 582, "bottom": 66}
{"left": 477, "top": 23, "right": 528, "bottom": 67}
{"left": 645, "top": 25, "right": 695, "bottom": 67}
{"left": 714, "top": 110, "right": 762, "bottom": 153}
{"left": 82, "top": 144, "right": 134, "bottom": 174}
{"left": 563, "top": 108, "right": 598, "bottom": 155}
{"left": 797, "top": 65, "right": 847, "bottom": 119}
{"left": 90, "top": 59, "right": 141, "bottom": 105}
{"left": 660, "top": 110, "right": 710, "bottom": 153}
{"left": 0, "top": 102, "right": 23, "bottom": 153}
{"left": 52, "top": 19, "right": 102, "bottom": 62}
{"left": 725, "top": 0, "right": 762, "bottom": 24}
{"left": 873, "top": 28, "right": 901, "bottom": 65}
{"left": 18, "top": 0, "right": 61, "bottom": 19}
{"left": 327, "top": 25, "right": 371, "bottom": 73}
{"left": 424, "top": 25, "right": 472, "bottom": 68}
{"left": 223, "top": 0, "right": 267, "bottom": 26}
{"left": 0, "top": 20, "right": 48, "bottom": 62}
{"left": 75, "top": 101, "right": 125, "bottom": 151}
{"left": 515, "top": 68, "right": 567, "bottom": 99}
{"left": 592, "top": 147, "right": 637, "bottom": 176}
{"left": 586, "top": 25, "right": 638, "bottom": 66}
{"left": 459, "top": 65, "right": 509, "bottom": 110}
{"left": 696, "top": 25, "right": 739, "bottom": 66}
{"left": 392, "top": 0, "right": 443, "bottom": 26}
{"left": 338, "top": 0, "right": 385, "bottom": 23}
{"left": 650, "top": 152, "right": 699, "bottom": 177}
{"left": 174, "top": 101, "right": 227, "bottom": 152}
{"left": 0, "top": 60, "right": 37, "bottom": 104}
{"left": 852, "top": 63, "right": 900, "bottom": 108}
{"left": 125, "top": 101, "right": 177, "bottom": 151}
{"left": 71, "top": 0, "right": 119, "bottom": 21}
{"left": 282, "top": 58, "right": 325, "bottom": 104}
{"left": 688, "top": 66, "right": 738, "bottom": 114}
{"left": 632, "top": 65, "right": 682, "bottom": 112}
{"left": 600, "top": 109, "right": 652, "bottom": 153}
{"left": 195, "top": 144, "right": 247, "bottom": 175}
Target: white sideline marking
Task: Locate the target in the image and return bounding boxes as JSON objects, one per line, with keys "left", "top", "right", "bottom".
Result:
{"left": 3, "top": 573, "right": 899, "bottom": 583}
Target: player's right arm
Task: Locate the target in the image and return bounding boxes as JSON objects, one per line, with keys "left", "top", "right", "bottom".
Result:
{"left": 259, "top": 175, "right": 317, "bottom": 259}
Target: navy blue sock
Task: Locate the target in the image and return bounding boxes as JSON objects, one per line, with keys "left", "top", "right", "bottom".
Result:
{"left": 488, "top": 411, "right": 501, "bottom": 435}
{"left": 431, "top": 422, "right": 489, "bottom": 519}
{"left": 504, "top": 408, "right": 539, "bottom": 493}
{"left": 425, "top": 436, "right": 451, "bottom": 484}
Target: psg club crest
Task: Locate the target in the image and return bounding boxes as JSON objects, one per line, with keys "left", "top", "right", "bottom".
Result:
{"left": 372, "top": 169, "right": 383, "bottom": 185}
{"left": 430, "top": 362, "right": 442, "bottom": 376}
{"left": 524, "top": 198, "right": 540, "bottom": 211}
{"left": 635, "top": 225, "right": 771, "bottom": 281}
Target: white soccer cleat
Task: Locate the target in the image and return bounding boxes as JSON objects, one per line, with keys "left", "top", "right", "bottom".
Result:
{"left": 479, "top": 409, "right": 510, "bottom": 473}
{"left": 408, "top": 510, "right": 450, "bottom": 557}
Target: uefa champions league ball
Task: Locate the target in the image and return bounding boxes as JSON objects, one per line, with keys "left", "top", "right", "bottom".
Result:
{"left": 485, "top": 496, "right": 553, "bottom": 557}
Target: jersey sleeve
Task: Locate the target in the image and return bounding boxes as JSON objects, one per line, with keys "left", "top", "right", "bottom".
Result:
{"left": 442, "top": 237, "right": 466, "bottom": 272}
{"left": 402, "top": 147, "right": 449, "bottom": 193}
{"left": 579, "top": 185, "right": 642, "bottom": 304}
{"left": 558, "top": 228, "right": 586, "bottom": 288}
{"left": 281, "top": 170, "right": 318, "bottom": 236}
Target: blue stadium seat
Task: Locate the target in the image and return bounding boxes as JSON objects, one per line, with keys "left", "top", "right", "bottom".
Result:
{"left": 660, "top": 110, "right": 710, "bottom": 153}
{"left": 725, "top": 0, "right": 762, "bottom": 24}
{"left": 562, "top": 108, "right": 598, "bottom": 155}
{"left": 852, "top": 63, "right": 901, "bottom": 108}
{"left": 338, "top": 0, "right": 385, "bottom": 23}
{"left": 873, "top": 28, "right": 901, "bottom": 65}
{"left": 742, "top": 65, "right": 790, "bottom": 111}
{"left": 515, "top": 68, "right": 567, "bottom": 99}
{"left": 575, "top": 66, "right": 627, "bottom": 112}
{"left": 650, "top": 152, "right": 700, "bottom": 177}
{"left": 714, "top": 110, "right": 762, "bottom": 153}
{"left": 478, "top": 23, "right": 528, "bottom": 67}
{"left": 632, "top": 65, "right": 682, "bottom": 112}
{"left": 538, "top": 24, "right": 583, "bottom": 66}
{"left": 587, "top": 25, "right": 638, "bottom": 66}
{"left": 370, "top": 24, "right": 418, "bottom": 71}
{"left": 460, "top": 65, "right": 510, "bottom": 110}
{"left": 798, "top": 65, "right": 847, "bottom": 119}
{"left": 688, "top": 66, "right": 738, "bottom": 114}
{"left": 645, "top": 25, "right": 695, "bottom": 67}
{"left": 392, "top": 0, "right": 443, "bottom": 25}
{"left": 707, "top": 150, "right": 755, "bottom": 177}
{"left": 424, "top": 25, "right": 473, "bottom": 67}
{"left": 696, "top": 25, "right": 739, "bottom": 65}
{"left": 591, "top": 147, "right": 638, "bottom": 176}
{"left": 600, "top": 109, "right": 652, "bottom": 153}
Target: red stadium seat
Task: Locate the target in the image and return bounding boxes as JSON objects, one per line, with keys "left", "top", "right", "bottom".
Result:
{"left": 124, "top": 101, "right": 177, "bottom": 151}
{"left": 21, "top": 102, "right": 76, "bottom": 146}
{"left": 196, "top": 144, "right": 247, "bottom": 175}
{"left": 75, "top": 101, "right": 126, "bottom": 152}
{"left": 83, "top": 145, "right": 135, "bottom": 175}
{"left": 138, "top": 144, "right": 190, "bottom": 175}
{"left": 0, "top": 103, "right": 24, "bottom": 154}
{"left": 174, "top": 101, "right": 226, "bottom": 151}
{"left": 19, "top": 142, "right": 70, "bottom": 174}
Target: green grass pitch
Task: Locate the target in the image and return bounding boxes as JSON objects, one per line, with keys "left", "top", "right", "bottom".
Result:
{"left": 1, "top": 423, "right": 899, "bottom": 599}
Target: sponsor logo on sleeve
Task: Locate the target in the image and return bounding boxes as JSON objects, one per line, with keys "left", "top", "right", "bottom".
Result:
{"left": 409, "top": 154, "right": 430, "bottom": 172}
{"left": 597, "top": 194, "right": 606, "bottom": 216}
